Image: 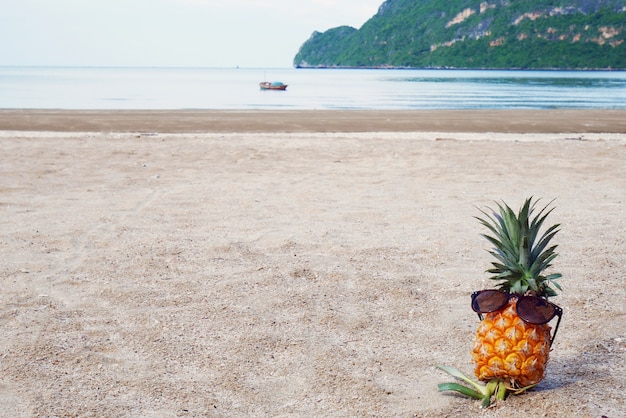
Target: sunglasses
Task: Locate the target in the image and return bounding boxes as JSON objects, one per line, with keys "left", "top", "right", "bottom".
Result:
{"left": 471, "top": 289, "right": 562, "bottom": 347}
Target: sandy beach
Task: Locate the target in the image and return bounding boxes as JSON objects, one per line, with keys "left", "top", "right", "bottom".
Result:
{"left": 1, "top": 111, "right": 625, "bottom": 417}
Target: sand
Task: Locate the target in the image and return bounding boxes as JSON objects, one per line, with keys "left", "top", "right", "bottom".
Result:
{"left": 1, "top": 111, "right": 625, "bottom": 417}
{"left": 2, "top": 109, "right": 626, "bottom": 133}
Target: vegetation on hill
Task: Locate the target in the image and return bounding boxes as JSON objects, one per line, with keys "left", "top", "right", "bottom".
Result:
{"left": 293, "top": 0, "right": 626, "bottom": 69}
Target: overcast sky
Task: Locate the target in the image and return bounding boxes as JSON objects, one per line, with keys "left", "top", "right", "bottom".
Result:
{"left": 1, "top": 0, "right": 382, "bottom": 68}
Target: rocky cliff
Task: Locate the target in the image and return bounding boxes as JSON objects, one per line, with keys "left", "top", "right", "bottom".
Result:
{"left": 294, "top": 0, "right": 626, "bottom": 69}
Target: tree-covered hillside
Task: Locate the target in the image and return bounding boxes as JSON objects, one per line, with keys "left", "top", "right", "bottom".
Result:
{"left": 294, "top": 0, "right": 626, "bottom": 69}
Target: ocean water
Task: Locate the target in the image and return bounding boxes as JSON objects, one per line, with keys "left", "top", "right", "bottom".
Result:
{"left": 1, "top": 66, "right": 625, "bottom": 110}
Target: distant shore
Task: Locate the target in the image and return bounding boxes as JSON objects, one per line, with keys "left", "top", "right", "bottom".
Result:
{"left": 1, "top": 109, "right": 626, "bottom": 133}
{"left": 294, "top": 66, "right": 626, "bottom": 70}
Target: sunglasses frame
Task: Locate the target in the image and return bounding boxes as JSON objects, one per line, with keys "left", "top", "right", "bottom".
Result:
{"left": 471, "top": 289, "right": 562, "bottom": 347}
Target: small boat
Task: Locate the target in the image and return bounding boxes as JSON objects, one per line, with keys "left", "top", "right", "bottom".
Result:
{"left": 259, "top": 81, "right": 288, "bottom": 91}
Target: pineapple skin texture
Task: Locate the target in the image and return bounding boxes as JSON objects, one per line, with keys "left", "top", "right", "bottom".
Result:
{"left": 472, "top": 298, "right": 552, "bottom": 387}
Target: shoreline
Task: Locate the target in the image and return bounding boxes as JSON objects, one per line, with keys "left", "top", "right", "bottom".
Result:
{"left": 2, "top": 109, "right": 626, "bottom": 133}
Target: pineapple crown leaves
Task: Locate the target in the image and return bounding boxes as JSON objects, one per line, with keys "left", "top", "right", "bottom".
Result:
{"left": 475, "top": 197, "right": 562, "bottom": 297}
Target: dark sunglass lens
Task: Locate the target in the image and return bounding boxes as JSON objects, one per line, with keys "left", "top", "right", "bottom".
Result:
{"left": 516, "top": 297, "right": 555, "bottom": 324}
{"left": 472, "top": 290, "right": 508, "bottom": 313}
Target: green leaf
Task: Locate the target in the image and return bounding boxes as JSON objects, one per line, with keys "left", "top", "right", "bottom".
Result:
{"left": 496, "top": 381, "right": 507, "bottom": 400}
{"left": 481, "top": 394, "right": 492, "bottom": 408}
{"left": 482, "top": 380, "right": 501, "bottom": 408}
{"left": 544, "top": 287, "right": 558, "bottom": 297}
{"left": 435, "top": 365, "right": 487, "bottom": 395}
{"left": 437, "top": 382, "right": 485, "bottom": 400}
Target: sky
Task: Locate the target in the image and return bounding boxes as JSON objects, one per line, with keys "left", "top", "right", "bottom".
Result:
{"left": 1, "top": 0, "right": 383, "bottom": 68}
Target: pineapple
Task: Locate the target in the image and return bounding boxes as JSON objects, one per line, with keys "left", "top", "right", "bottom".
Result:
{"left": 472, "top": 296, "right": 552, "bottom": 387}
{"left": 437, "top": 197, "right": 563, "bottom": 407}
{"left": 472, "top": 197, "right": 562, "bottom": 389}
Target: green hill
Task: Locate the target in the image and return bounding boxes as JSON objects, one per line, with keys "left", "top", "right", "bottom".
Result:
{"left": 294, "top": 0, "right": 626, "bottom": 69}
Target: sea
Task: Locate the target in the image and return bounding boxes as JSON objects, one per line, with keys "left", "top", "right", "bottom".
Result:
{"left": 1, "top": 66, "right": 626, "bottom": 110}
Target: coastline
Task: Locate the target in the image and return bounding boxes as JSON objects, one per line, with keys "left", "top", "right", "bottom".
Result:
{"left": 2, "top": 109, "right": 626, "bottom": 133}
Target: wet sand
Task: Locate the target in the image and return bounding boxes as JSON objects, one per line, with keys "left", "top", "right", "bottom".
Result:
{"left": 2, "top": 109, "right": 626, "bottom": 133}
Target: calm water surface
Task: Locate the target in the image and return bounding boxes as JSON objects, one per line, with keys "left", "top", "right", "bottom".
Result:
{"left": 1, "top": 67, "right": 625, "bottom": 110}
